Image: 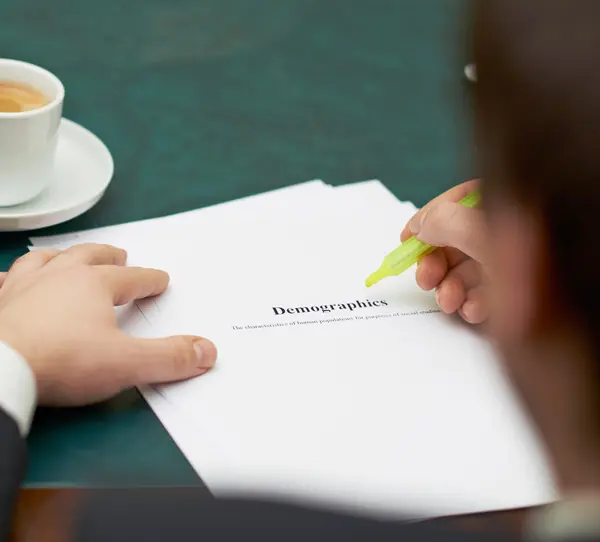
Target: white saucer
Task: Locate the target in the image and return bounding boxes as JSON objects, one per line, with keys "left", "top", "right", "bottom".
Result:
{"left": 0, "top": 118, "right": 114, "bottom": 232}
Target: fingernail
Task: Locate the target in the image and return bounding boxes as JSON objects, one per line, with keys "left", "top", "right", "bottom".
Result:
{"left": 460, "top": 304, "right": 472, "bottom": 323}
{"left": 410, "top": 210, "right": 427, "bottom": 236}
{"left": 194, "top": 339, "right": 217, "bottom": 369}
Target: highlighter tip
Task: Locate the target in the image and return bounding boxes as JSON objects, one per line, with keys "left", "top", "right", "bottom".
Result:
{"left": 366, "top": 264, "right": 390, "bottom": 287}
{"left": 365, "top": 272, "right": 380, "bottom": 288}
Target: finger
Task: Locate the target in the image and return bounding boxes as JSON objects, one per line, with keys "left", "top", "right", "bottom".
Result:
{"left": 436, "top": 275, "right": 467, "bottom": 315}
{"left": 444, "top": 258, "right": 482, "bottom": 291}
{"left": 411, "top": 204, "right": 486, "bottom": 262}
{"left": 415, "top": 246, "right": 473, "bottom": 291}
{"left": 96, "top": 265, "right": 170, "bottom": 305}
{"left": 0, "top": 272, "right": 6, "bottom": 288}
{"left": 435, "top": 258, "right": 484, "bottom": 315}
{"left": 48, "top": 243, "right": 127, "bottom": 268}
{"left": 415, "top": 250, "right": 448, "bottom": 291}
{"left": 4, "top": 249, "right": 61, "bottom": 285}
{"left": 401, "top": 180, "right": 479, "bottom": 242}
{"left": 416, "top": 179, "right": 480, "bottom": 215}
{"left": 459, "top": 286, "right": 488, "bottom": 324}
{"left": 444, "top": 246, "right": 471, "bottom": 268}
{"left": 400, "top": 224, "right": 413, "bottom": 243}
{"left": 123, "top": 335, "right": 217, "bottom": 385}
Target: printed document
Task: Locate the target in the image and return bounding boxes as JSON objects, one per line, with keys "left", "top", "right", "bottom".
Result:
{"left": 30, "top": 180, "right": 556, "bottom": 519}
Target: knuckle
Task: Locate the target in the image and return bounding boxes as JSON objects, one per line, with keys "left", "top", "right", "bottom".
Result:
{"left": 95, "top": 243, "right": 124, "bottom": 255}
{"left": 99, "top": 243, "right": 125, "bottom": 253}
{"left": 10, "top": 250, "right": 55, "bottom": 269}
{"left": 65, "top": 243, "right": 95, "bottom": 255}
{"left": 9, "top": 254, "right": 30, "bottom": 269}
{"left": 68, "top": 243, "right": 126, "bottom": 258}
{"left": 68, "top": 242, "right": 103, "bottom": 255}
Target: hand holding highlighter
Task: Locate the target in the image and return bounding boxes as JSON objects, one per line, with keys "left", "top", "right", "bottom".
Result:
{"left": 365, "top": 191, "right": 480, "bottom": 287}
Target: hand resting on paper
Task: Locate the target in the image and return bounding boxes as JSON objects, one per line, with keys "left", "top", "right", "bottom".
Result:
{"left": 401, "top": 180, "right": 488, "bottom": 324}
{"left": 0, "top": 244, "right": 217, "bottom": 406}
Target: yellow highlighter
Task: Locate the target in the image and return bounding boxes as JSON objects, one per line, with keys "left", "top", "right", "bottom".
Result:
{"left": 365, "top": 190, "right": 480, "bottom": 288}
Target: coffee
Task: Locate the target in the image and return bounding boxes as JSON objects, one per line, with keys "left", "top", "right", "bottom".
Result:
{"left": 0, "top": 80, "right": 49, "bottom": 113}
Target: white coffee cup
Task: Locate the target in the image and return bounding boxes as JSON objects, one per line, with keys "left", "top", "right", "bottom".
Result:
{"left": 0, "top": 59, "right": 64, "bottom": 206}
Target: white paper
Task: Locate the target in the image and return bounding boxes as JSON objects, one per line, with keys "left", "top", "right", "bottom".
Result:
{"left": 30, "top": 180, "right": 556, "bottom": 520}
{"left": 31, "top": 179, "right": 330, "bottom": 247}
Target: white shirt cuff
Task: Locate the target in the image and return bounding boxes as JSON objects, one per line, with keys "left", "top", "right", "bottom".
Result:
{"left": 0, "top": 341, "right": 37, "bottom": 436}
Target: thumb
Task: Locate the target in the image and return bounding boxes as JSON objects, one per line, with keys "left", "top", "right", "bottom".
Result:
{"left": 124, "top": 335, "right": 217, "bottom": 385}
{"left": 409, "top": 202, "right": 486, "bottom": 262}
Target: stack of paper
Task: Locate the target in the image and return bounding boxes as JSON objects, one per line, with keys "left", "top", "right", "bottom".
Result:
{"left": 31, "top": 180, "right": 556, "bottom": 519}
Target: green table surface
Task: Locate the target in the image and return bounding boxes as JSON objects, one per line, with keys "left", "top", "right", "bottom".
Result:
{"left": 1, "top": 0, "right": 470, "bottom": 487}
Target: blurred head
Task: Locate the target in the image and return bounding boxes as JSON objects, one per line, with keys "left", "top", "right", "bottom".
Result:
{"left": 470, "top": 0, "right": 600, "bottom": 490}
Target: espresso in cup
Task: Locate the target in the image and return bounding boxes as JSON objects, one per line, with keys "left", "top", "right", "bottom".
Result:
{"left": 0, "top": 59, "right": 64, "bottom": 206}
{"left": 0, "top": 81, "right": 50, "bottom": 113}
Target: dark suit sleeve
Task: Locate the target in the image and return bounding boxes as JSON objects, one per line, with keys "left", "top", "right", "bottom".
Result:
{"left": 0, "top": 409, "right": 26, "bottom": 542}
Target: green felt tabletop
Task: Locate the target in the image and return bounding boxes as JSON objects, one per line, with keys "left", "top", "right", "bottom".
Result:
{"left": 0, "top": 0, "right": 470, "bottom": 486}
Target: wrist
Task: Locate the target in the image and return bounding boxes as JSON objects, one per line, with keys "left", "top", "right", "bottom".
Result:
{"left": 0, "top": 324, "right": 38, "bottom": 377}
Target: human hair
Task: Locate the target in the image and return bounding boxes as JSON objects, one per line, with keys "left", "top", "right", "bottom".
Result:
{"left": 470, "top": 0, "right": 600, "bottom": 379}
